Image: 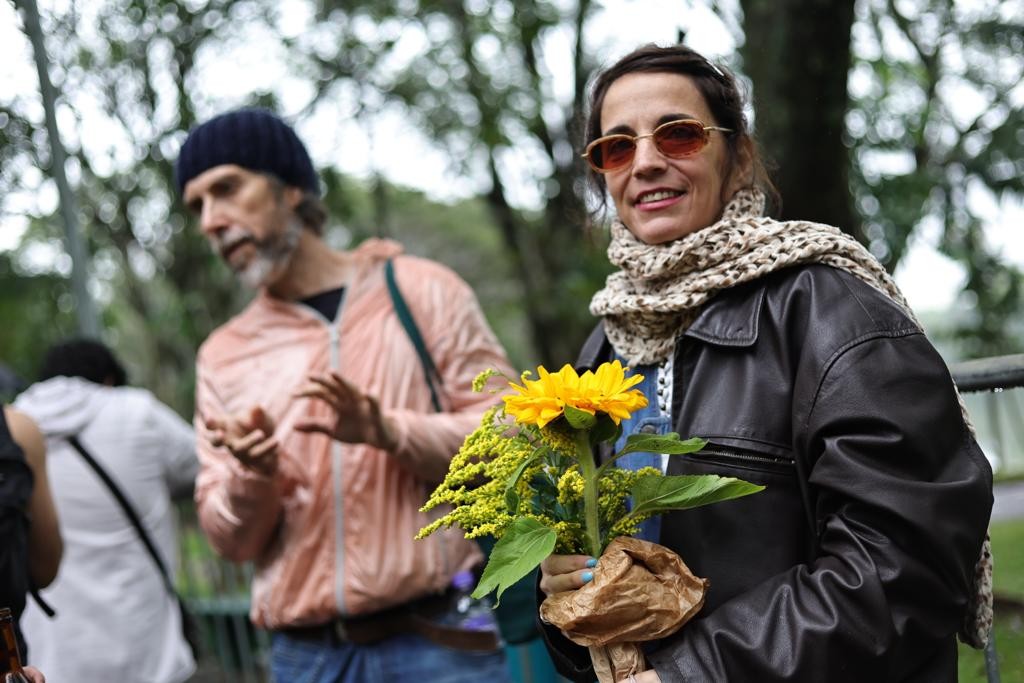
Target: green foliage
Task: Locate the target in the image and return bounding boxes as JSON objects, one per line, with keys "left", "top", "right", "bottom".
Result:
{"left": 288, "top": 0, "right": 611, "bottom": 366}
{"left": 627, "top": 474, "right": 765, "bottom": 519}
{"left": 990, "top": 518, "right": 1024, "bottom": 600}
{"left": 503, "top": 447, "right": 546, "bottom": 513}
{"left": 0, "top": 253, "right": 77, "bottom": 391}
{"left": 848, "top": 0, "right": 1024, "bottom": 355}
{"left": 2, "top": 0, "right": 1021, "bottom": 421}
{"left": 471, "top": 517, "right": 557, "bottom": 604}
{"left": 607, "top": 434, "right": 707, "bottom": 462}
{"left": 563, "top": 403, "right": 597, "bottom": 430}
{"left": 2, "top": 0, "right": 259, "bottom": 415}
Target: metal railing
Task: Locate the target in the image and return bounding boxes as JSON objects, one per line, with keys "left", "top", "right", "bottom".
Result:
{"left": 176, "top": 505, "right": 269, "bottom": 682}
{"left": 950, "top": 354, "right": 1024, "bottom": 394}
{"left": 949, "top": 354, "right": 1024, "bottom": 683}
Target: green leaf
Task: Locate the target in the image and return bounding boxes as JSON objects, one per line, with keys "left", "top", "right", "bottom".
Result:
{"left": 597, "top": 435, "right": 707, "bottom": 477}
{"left": 617, "top": 434, "right": 706, "bottom": 458}
{"left": 629, "top": 473, "right": 764, "bottom": 518}
{"left": 471, "top": 517, "right": 557, "bottom": 604}
{"left": 504, "top": 448, "right": 546, "bottom": 513}
{"left": 505, "top": 489, "right": 519, "bottom": 514}
{"left": 590, "top": 414, "right": 621, "bottom": 445}
{"left": 563, "top": 404, "right": 597, "bottom": 430}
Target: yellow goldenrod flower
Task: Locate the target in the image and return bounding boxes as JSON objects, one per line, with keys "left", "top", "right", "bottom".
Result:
{"left": 539, "top": 422, "right": 577, "bottom": 456}
{"left": 472, "top": 368, "right": 501, "bottom": 393}
{"left": 503, "top": 360, "right": 648, "bottom": 428}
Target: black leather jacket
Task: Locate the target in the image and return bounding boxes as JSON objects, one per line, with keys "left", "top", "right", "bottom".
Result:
{"left": 543, "top": 264, "right": 992, "bottom": 682}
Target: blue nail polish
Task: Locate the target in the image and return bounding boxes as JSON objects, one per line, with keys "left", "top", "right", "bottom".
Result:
{"left": 581, "top": 571, "right": 594, "bottom": 583}
{"left": 585, "top": 558, "right": 597, "bottom": 568}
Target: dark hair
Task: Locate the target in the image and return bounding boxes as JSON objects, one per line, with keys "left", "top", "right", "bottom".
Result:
{"left": 583, "top": 44, "right": 777, "bottom": 213}
{"left": 37, "top": 339, "right": 127, "bottom": 387}
{"left": 264, "top": 174, "right": 328, "bottom": 235}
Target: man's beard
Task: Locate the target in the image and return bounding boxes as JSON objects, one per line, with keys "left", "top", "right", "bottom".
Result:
{"left": 234, "top": 218, "right": 303, "bottom": 289}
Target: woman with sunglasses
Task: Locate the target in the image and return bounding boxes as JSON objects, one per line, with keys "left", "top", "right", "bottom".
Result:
{"left": 538, "top": 44, "right": 992, "bottom": 683}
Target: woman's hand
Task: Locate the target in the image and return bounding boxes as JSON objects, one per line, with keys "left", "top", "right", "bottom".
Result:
{"left": 617, "top": 672, "right": 661, "bottom": 683}
{"left": 539, "top": 553, "right": 597, "bottom": 596}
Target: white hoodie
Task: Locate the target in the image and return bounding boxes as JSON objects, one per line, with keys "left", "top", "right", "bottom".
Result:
{"left": 16, "top": 376, "right": 198, "bottom": 683}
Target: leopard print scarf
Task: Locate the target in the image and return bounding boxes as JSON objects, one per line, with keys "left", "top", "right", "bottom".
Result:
{"left": 590, "top": 187, "right": 993, "bottom": 648}
{"left": 591, "top": 188, "right": 903, "bottom": 365}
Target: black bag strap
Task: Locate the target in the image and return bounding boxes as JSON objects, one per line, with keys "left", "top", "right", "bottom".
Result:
{"left": 385, "top": 259, "right": 540, "bottom": 644}
{"left": 385, "top": 258, "right": 444, "bottom": 413}
{"left": 66, "top": 437, "right": 178, "bottom": 598}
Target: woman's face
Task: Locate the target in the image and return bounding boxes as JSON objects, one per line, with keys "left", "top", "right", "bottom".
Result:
{"left": 599, "top": 72, "right": 734, "bottom": 245}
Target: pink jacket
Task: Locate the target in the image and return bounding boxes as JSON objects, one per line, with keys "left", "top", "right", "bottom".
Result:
{"left": 194, "top": 240, "right": 513, "bottom": 629}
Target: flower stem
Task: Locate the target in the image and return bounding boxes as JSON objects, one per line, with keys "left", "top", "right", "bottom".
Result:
{"left": 575, "top": 429, "right": 602, "bottom": 558}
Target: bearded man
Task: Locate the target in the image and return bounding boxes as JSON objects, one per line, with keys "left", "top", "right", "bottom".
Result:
{"left": 176, "top": 108, "right": 513, "bottom": 683}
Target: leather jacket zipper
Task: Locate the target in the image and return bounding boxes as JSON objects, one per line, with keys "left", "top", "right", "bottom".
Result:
{"left": 680, "top": 447, "right": 796, "bottom": 475}
{"left": 696, "top": 448, "right": 793, "bottom": 466}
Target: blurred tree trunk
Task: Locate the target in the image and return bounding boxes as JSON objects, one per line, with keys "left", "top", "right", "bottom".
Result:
{"left": 739, "top": 0, "right": 860, "bottom": 241}
{"left": 17, "top": 0, "right": 101, "bottom": 337}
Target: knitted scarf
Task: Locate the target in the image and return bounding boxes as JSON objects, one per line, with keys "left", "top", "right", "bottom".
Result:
{"left": 590, "top": 187, "right": 993, "bottom": 648}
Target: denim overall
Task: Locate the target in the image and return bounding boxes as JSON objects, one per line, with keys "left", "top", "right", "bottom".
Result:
{"left": 612, "top": 360, "right": 670, "bottom": 543}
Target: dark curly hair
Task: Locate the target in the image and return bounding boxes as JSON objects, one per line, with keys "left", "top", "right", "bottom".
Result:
{"left": 37, "top": 338, "right": 127, "bottom": 387}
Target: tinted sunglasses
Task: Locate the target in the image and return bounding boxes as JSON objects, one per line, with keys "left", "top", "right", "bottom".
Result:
{"left": 582, "top": 118, "right": 734, "bottom": 173}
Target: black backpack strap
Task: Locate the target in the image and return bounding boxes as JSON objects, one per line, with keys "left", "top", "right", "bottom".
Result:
{"left": 29, "top": 587, "right": 54, "bottom": 617}
{"left": 66, "top": 437, "right": 177, "bottom": 597}
{"left": 385, "top": 258, "right": 444, "bottom": 413}
{"left": 67, "top": 436, "right": 203, "bottom": 659}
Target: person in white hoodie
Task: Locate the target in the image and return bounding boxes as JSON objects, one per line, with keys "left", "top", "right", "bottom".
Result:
{"left": 15, "top": 339, "right": 198, "bottom": 683}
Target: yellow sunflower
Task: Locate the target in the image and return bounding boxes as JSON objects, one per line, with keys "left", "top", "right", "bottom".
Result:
{"left": 503, "top": 360, "right": 648, "bottom": 428}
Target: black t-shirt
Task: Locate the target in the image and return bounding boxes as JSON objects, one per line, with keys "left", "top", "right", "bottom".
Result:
{"left": 300, "top": 287, "right": 345, "bottom": 322}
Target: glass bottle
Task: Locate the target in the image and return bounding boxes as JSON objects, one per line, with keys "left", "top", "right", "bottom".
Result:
{"left": 0, "top": 607, "right": 28, "bottom": 682}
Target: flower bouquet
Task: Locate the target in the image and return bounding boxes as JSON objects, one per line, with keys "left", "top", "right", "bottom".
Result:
{"left": 418, "top": 361, "right": 763, "bottom": 681}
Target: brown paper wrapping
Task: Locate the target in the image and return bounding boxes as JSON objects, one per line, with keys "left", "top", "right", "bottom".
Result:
{"left": 540, "top": 536, "right": 708, "bottom": 683}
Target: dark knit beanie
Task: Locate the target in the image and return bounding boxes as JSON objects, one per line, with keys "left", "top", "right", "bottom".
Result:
{"left": 175, "top": 108, "right": 319, "bottom": 196}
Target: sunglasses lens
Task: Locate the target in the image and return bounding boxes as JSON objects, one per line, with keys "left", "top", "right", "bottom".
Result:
{"left": 655, "top": 121, "right": 706, "bottom": 157}
{"left": 591, "top": 137, "right": 636, "bottom": 171}
{"left": 586, "top": 121, "right": 712, "bottom": 172}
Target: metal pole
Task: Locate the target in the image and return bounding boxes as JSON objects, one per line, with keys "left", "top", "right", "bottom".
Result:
{"left": 985, "top": 630, "right": 1002, "bottom": 683}
{"left": 16, "top": 0, "right": 101, "bottom": 338}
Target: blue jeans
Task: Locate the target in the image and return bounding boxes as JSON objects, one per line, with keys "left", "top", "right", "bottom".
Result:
{"left": 270, "top": 630, "right": 511, "bottom": 683}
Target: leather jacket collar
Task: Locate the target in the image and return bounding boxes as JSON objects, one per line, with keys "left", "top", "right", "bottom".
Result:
{"left": 684, "top": 280, "right": 766, "bottom": 348}
{"left": 577, "top": 280, "right": 767, "bottom": 372}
